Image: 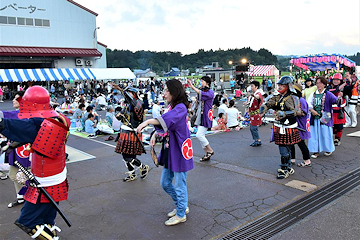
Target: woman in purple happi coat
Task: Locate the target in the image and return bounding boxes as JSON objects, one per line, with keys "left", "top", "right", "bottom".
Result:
{"left": 137, "top": 79, "right": 193, "bottom": 226}
{"left": 308, "top": 76, "right": 340, "bottom": 158}
{"left": 290, "top": 84, "right": 311, "bottom": 167}
{"left": 0, "top": 91, "right": 31, "bottom": 208}
{"left": 187, "top": 76, "right": 215, "bottom": 161}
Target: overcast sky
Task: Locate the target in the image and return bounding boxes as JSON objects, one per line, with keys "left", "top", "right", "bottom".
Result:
{"left": 76, "top": 0, "right": 360, "bottom": 56}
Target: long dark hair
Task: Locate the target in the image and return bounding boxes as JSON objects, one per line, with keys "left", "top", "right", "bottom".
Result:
{"left": 166, "top": 79, "right": 189, "bottom": 108}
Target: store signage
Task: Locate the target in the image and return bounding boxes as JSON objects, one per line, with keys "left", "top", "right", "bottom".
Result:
{"left": 0, "top": 3, "right": 46, "bottom": 14}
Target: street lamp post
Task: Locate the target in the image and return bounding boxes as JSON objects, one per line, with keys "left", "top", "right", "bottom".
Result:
{"left": 93, "top": 27, "right": 100, "bottom": 48}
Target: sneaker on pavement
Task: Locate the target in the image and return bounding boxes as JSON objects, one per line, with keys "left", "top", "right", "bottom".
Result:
{"left": 277, "top": 169, "right": 290, "bottom": 179}
{"left": 165, "top": 215, "right": 187, "bottom": 226}
{"left": 288, "top": 167, "right": 295, "bottom": 175}
{"left": 87, "top": 134, "right": 97, "bottom": 138}
{"left": 167, "top": 207, "right": 190, "bottom": 218}
{"left": 334, "top": 139, "right": 340, "bottom": 146}
{"left": 8, "top": 199, "right": 25, "bottom": 208}
{"left": 140, "top": 165, "right": 149, "bottom": 179}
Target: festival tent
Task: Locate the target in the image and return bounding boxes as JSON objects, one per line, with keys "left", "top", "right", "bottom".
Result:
{"left": 247, "top": 65, "right": 279, "bottom": 76}
{"left": 290, "top": 54, "right": 356, "bottom": 72}
{"left": 90, "top": 68, "right": 135, "bottom": 80}
{"left": 0, "top": 68, "right": 135, "bottom": 82}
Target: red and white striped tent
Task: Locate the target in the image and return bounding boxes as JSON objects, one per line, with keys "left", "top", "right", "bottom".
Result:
{"left": 247, "top": 65, "right": 279, "bottom": 76}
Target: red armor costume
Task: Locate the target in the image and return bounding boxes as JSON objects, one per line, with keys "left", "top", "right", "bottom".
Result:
{"left": 249, "top": 90, "right": 263, "bottom": 126}
{"left": 327, "top": 73, "right": 346, "bottom": 145}
{"left": 19, "top": 87, "right": 70, "bottom": 204}
{"left": 0, "top": 86, "right": 70, "bottom": 239}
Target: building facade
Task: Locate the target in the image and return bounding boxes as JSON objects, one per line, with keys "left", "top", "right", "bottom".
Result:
{"left": 0, "top": 0, "right": 106, "bottom": 69}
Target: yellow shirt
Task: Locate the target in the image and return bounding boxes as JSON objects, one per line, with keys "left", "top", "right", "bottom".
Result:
{"left": 302, "top": 86, "right": 317, "bottom": 102}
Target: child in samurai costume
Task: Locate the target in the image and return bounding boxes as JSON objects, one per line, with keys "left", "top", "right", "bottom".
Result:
{"left": 260, "top": 76, "right": 301, "bottom": 179}
{"left": 0, "top": 86, "right": 70, "bottom": 239}
{"left": 113, "top": 86, "right": 149, "bottom": 182}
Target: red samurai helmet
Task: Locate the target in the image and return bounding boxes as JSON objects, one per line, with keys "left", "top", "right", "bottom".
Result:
{"left": 18, "top": 86, "right": 58, "bottom": 119}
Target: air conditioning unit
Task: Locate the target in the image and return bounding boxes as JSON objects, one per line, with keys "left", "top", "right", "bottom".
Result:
{"left": 75, "top": 58, "right": 84, "bottom": 66}
{"left": 85, "top": 60, "right": 93, "bottom": 66}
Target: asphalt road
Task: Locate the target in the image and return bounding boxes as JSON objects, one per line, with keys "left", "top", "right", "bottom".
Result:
{"left": 0, "top": 99, "right": 359, "bottom": 240}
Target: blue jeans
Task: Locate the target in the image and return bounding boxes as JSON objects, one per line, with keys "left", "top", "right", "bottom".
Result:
{"left": 160, "top": 168, "right": 188, "bottom": 218}
{"left": 151, "top": 91, "right": 156, "bottom": 102}
{"left": 279, "top": 145, "right": 291, "bottom": 168}
{"left": 250, "top": 125, "right": 260, "bottom": 141}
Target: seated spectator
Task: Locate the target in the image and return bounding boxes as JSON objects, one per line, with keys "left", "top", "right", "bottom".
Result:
{"left": 60, "top": 100, "right": 71, "bottom": 115}
{"left": 81, "top": 106, "right": 98, "bottom": 131}
{"left": 226, "top": 100, "right": 240, "bottom": 128}
{"left": 218, "top": 98, "right": 228, "bottom": 117}
{"left": 72, "top": 103, "right": 85, "bottom": 120}
{"left": 85, "top": 113, "right": 99, "bottom": 138}
{"left": 211, "top": 113, "right": 229, "bottom": 131}
{"left": 95, "top": 93, "right": 107, "bottom": 111}
{"left": 106, "top": 106, "right": 115, "bottom": 127}
{"left": 112, "top": 106, "right": 123, "bottom": 131}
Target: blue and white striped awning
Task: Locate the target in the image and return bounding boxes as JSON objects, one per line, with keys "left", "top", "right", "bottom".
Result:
{"left": 0, "top": 68, "right": 96, "bottom": 82}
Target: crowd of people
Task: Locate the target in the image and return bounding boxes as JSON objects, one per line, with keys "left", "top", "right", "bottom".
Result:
{"left": 0, "top": 70, "right": 359, "bottom": 238}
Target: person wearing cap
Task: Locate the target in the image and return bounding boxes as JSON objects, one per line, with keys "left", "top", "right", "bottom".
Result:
{"left": 291, "top": 83, "right": 311, "bottom": 167}
{"left": 187, "top": 76, "right": 215, "bottom": 162}
{"left": 259, "top": 76, "right": 301, "bottom": 179}
{"left": 302, "top": 78, "right": 317, "bottom": 102}
{"left": 326, "top": 73, "right": 347, "bottom": 146}
{"left": 307, "top": 76, "right": 340, "bottom": 159}
{"left": 0, "top": 86, "right": 70, "bottom": 239}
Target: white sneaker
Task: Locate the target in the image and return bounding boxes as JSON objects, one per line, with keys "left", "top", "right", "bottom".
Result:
{"left": 351, "top": 125, "right": 357, "bottom": 128}
{"left": 87, "top": 134, "right": 97, "bottom": 138}
{"left": 167, "top": 207, "right": 189, "bottom": 218}
{"left": 165, "top": 215, "right": 187, "bottom": 226}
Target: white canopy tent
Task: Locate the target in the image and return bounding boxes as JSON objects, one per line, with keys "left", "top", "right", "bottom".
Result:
{"left": 90, "top": 68, "right": 136, "bottom": 80}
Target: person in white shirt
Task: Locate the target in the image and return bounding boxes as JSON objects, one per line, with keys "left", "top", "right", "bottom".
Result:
{"left": 226, "top": 100, "right": 239, "bottom": 128}
{"left": 152, "top": 100, "right": 162, "bottom": 119}
{"left": 218, "top": 98, "right": 228, "bottom": 117}
{"left": 95, "top": 94, "right": 107, "bottom": 111}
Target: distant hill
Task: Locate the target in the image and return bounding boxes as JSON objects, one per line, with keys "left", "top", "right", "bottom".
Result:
{"left": 106, "top": 48, "right": 359, "bottom": 74}
{"left": 106, "top": 47, "right": 278, "bottom": 74}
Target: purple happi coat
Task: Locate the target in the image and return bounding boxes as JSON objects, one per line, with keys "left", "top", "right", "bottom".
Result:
{"left": 298, "top": 97, "right": 311, "bottom": 140}
{"left": 199, "top": 89, "right": 214, "bottom": 128}
{"left": 155, "top": 103, "right": 194, "bottom": 172}
{"left": 0, "top": 110, "right": 31, "bottom": 167}
{"left": 308, "top": 90, "right": 338, "bottom": 127}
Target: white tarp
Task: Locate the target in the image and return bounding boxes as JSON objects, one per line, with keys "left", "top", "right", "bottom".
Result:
{"left": 90, "top": 68, "right": 135, "bottom": 80}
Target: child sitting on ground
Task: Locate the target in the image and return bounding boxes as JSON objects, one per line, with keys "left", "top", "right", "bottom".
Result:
{"left": 85, "top": 113, "right": 99, "bottom": 138}
{"left": 211, "top": 113, "right": 229, "bottom": 131}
